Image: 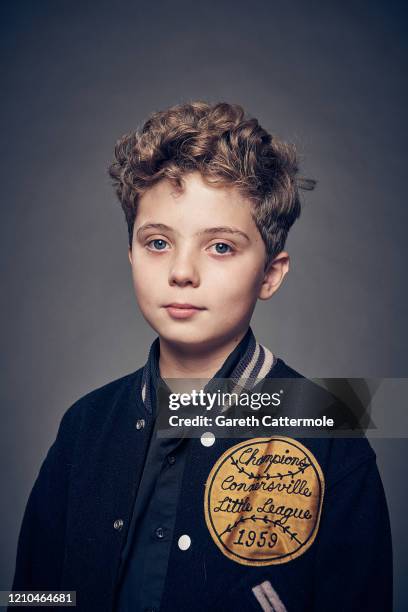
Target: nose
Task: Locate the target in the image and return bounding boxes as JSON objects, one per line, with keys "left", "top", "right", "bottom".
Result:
{"left": 168, "top": 248, "right": 200, "bottom": 287}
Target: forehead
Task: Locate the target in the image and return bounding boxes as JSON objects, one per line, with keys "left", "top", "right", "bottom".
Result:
{"left": 136, "top": 172, "right": 258, "bottom": 233}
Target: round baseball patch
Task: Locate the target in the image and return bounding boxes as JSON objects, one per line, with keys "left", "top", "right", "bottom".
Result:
{"left": 204, "top": 437, "right": 324, "bottom": 566}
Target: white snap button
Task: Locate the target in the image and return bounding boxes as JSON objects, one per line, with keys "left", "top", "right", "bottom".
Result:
{"left": 200, "top": 431, "right": 215, "bottom": 447}
{"left": 178, "top": 534, "right": 191, "bottom": 551}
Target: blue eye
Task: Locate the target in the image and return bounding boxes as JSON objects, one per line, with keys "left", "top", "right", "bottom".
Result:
{"left": 213, "top": 243, "right": 233, "bottom": 254}
{"left": 148, "top": 239, "right": 168, "bottom": 251}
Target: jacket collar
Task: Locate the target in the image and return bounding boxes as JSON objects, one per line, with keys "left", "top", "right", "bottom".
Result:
{"left": 140, "top": 326, "right": 277, "bottom": 415}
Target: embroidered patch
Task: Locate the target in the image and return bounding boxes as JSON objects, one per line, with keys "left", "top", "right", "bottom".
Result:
{"left": 204, "top": 437, "right": 324, "bottom": 566}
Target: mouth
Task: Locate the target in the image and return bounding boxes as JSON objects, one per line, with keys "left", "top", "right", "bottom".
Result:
{"left": 165, "top": 303, "right": 205, "bottom": 309}
{"left": 163, "top": 303, "right": 206, "bottom": 320}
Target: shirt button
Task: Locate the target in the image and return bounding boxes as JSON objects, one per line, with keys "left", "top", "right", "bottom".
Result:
{"left": 168, "top": 455, "right": 176, "bottom": 465}
{"left": 200, "top": 431, "right": 215, "bottom": 447}
{"left": 178, "top": 534, "right": 191, "bottom": 550}
{"left": 113, "top": 519, "right": 124, "bottom": 531}
{"left": 155, "top": 527, "right": 165, "bottom": 539}
{"left": 136, "top": 419, "right": 145, "bottom": 430}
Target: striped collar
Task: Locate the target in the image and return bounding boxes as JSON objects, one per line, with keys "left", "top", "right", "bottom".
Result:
{"left": 140, "top": 327, "right": 276, "bottom": 414}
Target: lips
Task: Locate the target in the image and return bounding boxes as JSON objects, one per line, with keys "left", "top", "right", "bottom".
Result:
{"left": 164, "top": 303, "right": 206, "bottom": 319}
{"left": 165, "top": 303, "right": 204, "bottom": 310}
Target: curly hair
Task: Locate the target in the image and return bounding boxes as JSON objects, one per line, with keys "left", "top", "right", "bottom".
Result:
{"left": 108, "top": 101, "right": 316, "bottom": 269}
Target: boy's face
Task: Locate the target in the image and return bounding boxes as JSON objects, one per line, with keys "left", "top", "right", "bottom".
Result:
{"left": 128, "top": 171, "right": 289, "bottom": 352}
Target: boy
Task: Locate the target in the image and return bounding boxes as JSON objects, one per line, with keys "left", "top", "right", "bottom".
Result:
{"left": 10, "top": 101, "right": 392, "bottom": 611}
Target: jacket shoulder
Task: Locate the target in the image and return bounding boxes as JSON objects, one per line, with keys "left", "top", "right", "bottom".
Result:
{"left": 71, "top": 367, "right": 143, "bottom": 409}
{"left": 269, "top": 357, "right": 304, "bottom": 378}
{"left": 268, "top": 357, "right": 377, "bottom": 485}
{"left": 57, "top": 367, "right": 144, "bottom": 438}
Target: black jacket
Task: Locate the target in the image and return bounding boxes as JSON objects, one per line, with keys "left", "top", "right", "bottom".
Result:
{"left": 10, "top": 359, "right": 393, "bottom": 611}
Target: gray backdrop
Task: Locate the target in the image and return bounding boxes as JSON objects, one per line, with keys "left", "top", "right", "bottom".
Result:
{"left": 1, "top": 1, "right": 407, "bottom": 609}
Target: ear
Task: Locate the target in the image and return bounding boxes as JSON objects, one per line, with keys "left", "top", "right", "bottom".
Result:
{"left": 258, "top": 251, "right": 290, "bottom": 300}
{"left": 128, "top": 246, "right": 133, "bottom": 265}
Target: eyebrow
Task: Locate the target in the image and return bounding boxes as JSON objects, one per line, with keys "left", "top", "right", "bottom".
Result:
{"left": 136, "top": 223, "right": 250, "bottom": 242}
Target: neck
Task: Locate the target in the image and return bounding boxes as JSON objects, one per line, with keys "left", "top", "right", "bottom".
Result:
{"left": 158, "top": 329, "right": 249, "bottom": 379}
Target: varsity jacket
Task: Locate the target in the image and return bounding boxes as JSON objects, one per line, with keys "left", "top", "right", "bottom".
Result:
{"left": 10, "top": 358, "right": 393, "bottom": 611}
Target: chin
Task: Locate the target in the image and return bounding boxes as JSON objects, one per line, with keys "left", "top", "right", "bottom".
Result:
{"left": 161, "top": 325, "right": 210, "bottom": 344}
{"left": 158, "top": 323, "right": 221, "bottom": 350}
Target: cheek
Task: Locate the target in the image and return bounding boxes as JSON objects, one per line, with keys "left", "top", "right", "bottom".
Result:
{"left": 210, "top": 262, "right": 262, "bottom": 301}
{"left": 131, "top": 266, "right": 157, "bottom": 306}
{"left": 131, "top": 250, "right": 166, "bottom": 289}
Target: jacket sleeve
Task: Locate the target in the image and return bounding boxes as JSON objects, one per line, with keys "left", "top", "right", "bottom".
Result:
{"left": 10, "top": 403, "right": 80, "bottom": 594}
{"left": 312, "top": 454, "right": 393, "bottom": 611}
